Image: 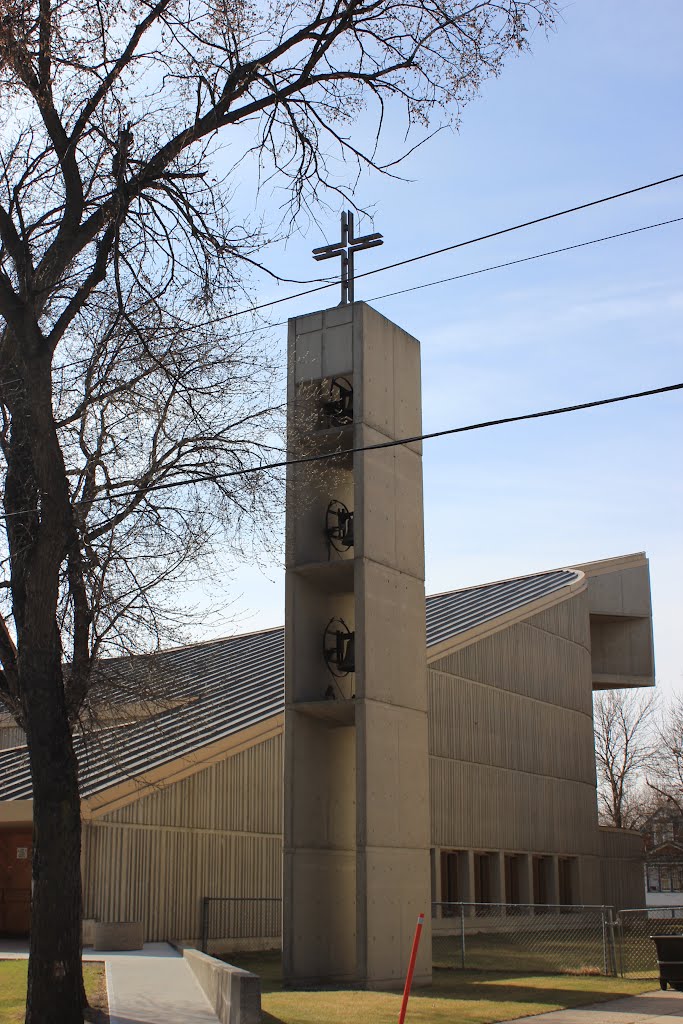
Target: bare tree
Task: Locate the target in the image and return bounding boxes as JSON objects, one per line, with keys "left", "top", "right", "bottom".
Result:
{"left": 647, "top": 694, "right": 683, "bottom": 816}
{"left": 593, "top": 688, "right": 657, "bottom": 830}
{"left": 0, "top": 0, "right": 558, "bottom": 1019}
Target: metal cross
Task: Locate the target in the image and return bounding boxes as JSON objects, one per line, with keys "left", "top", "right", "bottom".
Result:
{"left": 312, "top": 210, "right": 383, "bottom": 305}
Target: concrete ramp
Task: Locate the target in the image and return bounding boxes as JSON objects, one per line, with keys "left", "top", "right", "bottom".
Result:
{"left": 102, "top": 945, "right": 220, "bottom": 1024}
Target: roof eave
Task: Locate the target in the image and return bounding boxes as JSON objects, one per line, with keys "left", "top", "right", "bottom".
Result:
{"left": 426, "top": 572, "right": 587, "bottom": 665}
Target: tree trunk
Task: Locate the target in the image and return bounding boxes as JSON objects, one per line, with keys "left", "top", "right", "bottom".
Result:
{"left": 24, "top": 655, "right": 84, "bottom": 1024}
{"left": 3, "top": 347, "right": 87, "bottom": 1024}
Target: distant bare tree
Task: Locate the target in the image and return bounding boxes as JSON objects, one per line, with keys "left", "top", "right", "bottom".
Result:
{"left": 648, "top": 694, "right": 683, "bottom": 816}
{"left": 0, "top": 0, "right": 558, "bottom": 1019}
{"left": 593, "top": 688, "right": 657, "bottom": 829}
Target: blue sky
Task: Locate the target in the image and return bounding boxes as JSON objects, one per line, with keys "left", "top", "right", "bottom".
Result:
{"left": 198, "top": 0, "right": 683, "bottom": 693}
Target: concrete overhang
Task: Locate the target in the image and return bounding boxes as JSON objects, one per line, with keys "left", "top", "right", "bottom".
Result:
{"left": 571, "top": 553, "right": 655, "bottom": 691}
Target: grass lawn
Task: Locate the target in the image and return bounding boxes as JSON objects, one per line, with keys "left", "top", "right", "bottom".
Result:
{"left": 224, "top": 951, "right": 656, "bottom": 1024}
{"left": 0, "top": 961, "right": 108, "bottom": 1024}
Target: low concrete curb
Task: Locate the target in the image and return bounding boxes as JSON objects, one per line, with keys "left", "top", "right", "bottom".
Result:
{"left": 183, "top": 948, "right": 261, "bottom": 1024}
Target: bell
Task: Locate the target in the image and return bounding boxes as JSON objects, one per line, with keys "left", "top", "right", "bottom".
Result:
{"left": 321, "top": 377, "right": 353, "bottom": 426}
{"left": 338, "top": 508, "right": 354, "bottom": 549}
{"left": 323, "top": 618, "right": 355, "bottom": 677}
{"left": 337, "top": 630, "right": 355, "bottom": 674}
{"left": 326, "top": 500, "right": 354, "bottom": 551}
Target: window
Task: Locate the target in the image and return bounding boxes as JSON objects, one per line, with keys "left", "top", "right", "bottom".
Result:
{"left": 474, "top": 853, "right": 492, "bottom": 905}
{"left": 653, "top": 822, "right": 676, "bottom": 846}
{"left": 440, "top": 850, "right": 462, "bottom": 911}
{"left": 559, "top": 858, "right": 575, "bottom": 907}
{"left": 647, "top": 863, "right": 683, "bottom": 893}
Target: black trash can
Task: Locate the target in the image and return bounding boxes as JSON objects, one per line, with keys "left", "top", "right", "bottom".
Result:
{"left": 651, "top": 934, "right": 683, "bottom": 991}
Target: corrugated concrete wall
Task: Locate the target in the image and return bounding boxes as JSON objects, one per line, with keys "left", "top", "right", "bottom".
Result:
{"left": 0, "top": 725, "right": 25, "bottom": 750}
{"left": 428, "top": 593, "right": 601, "bottom": 859}
{"left": 82, "top": 732, "right": 283, "bottom": 942}
{"left": 427, "top": 591, "right": 644, "bottom": 906}
{"left": 600, "top": 827, "right": 646, "bottom": 908}
{"left": 79, "top": 590, "right": 646, "bottom": 935}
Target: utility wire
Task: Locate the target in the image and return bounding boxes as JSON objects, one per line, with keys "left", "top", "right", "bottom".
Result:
{"left": 0, "top": 382, "right": 676, "bottom": 520}
{"left": 170, "top": 381, "right": 683, "bottom": 483}
{"left": 181, "top": 172, "right": 683, "bottom": 326}
{"left": 364, "top": 216, "right": 683, "bottom": 305}
{"left": 261, "top": 214, "right": 683, "bottom": 332}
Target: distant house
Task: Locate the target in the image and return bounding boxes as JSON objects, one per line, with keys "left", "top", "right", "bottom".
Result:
{"left": 643, "top": 808, "right": 683, "bottom": 912}
{"left": 0, "top": 551, "right": 654, "bottom": 945}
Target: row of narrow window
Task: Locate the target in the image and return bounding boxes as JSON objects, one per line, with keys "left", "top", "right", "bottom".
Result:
{"left": 438, "top": 849, "right": 576, "bottom": 907}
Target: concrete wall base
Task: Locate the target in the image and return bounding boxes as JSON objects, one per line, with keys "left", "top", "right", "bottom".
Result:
{"left": 184, "top": 948, "right": 261, "bottom": 1024}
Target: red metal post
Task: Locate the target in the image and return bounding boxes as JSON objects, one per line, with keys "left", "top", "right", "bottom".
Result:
{"left": 398, "top": 912, "right": 425, "bottom": 1024}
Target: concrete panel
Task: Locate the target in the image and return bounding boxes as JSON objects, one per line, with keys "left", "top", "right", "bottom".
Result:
{"left": 394, "top": 447, "right": 425, "bottom": 578}
{"left": 284, "top": 850, "right": 356, "bottom": 980}
{"left": 287, "top": 711, "right": 355, "bottom": 850}
{"left": 356, "top": 434, "right": 397, "bottom": 568}
{"left": 356, "top": 563, "right": 427, "bottom": 709}
{"left": 325, "top": 305, "right": 354, "bottom": 329}
{"left": 294, "top": 331, "right": 322, "bottom": 383}
{"left": 360, "top": 846, "right": 432, "bottom": 986}
{"left": 321, "top": 323, "right": 353, "bottom": 378}
{"left": 584, "top": 563, "right": 652, "bottom": 618}
{"left": 359, "top": 703, "right": 430, "bottom": 848}
{"left": 358, "top": 305, "right": 422, "bottom": 451}
{"left": 295, "top": 312, "right": 323, "bottom": 334}
{"left": 393, "top": 323, "right": 423, "bottom": 442}
{"left": 356, "top": 436, "right": 424, "bottom": 580}
{"left": 357, "top": 307, "right": 395, "bottom": 437}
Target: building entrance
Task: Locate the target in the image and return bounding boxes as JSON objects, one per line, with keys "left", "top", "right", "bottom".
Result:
{"left": 0, "top": 828, "right": 32, "bottom": 936}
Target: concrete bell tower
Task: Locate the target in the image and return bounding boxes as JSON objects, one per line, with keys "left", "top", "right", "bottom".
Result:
{"left": 283, "top": 301, "right": 431, "bottom": 988}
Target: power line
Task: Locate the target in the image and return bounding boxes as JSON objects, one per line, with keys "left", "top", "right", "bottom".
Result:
{"left": 171, "top": 381, "right": 683, "bottom": 483}
{"left": 260, "top": 214, "right": 682, "bottom": 332}
{"left": 182, "top": 172, "right": 683, "bottom": 327}
{"left": 1, "top": 381, "right": 676, "bottom": 520}
{"left": 354, "top": 173, "right": 683, "bottom": 283}
{"left": 364, "top": 217, "right": 683, "bottom": 305}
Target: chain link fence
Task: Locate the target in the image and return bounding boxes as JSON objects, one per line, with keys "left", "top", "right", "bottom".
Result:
{"left": 197, "top": 897, "right": 682, "bottom": 977}
{"left": 200, "top": 897, "right": 281, "bottom": 955}
{"left": 616, "top": 907, "right": 683, "bottom": 979}
{"left": 432, "top": 902, "right": 618, "bottom": 976}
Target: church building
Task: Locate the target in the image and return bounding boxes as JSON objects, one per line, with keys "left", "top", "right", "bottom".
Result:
{"left": 0, "top": 304, "right": 654, "bottom": 983}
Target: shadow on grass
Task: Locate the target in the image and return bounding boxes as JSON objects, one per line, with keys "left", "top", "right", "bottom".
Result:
{"left": 221, "top": 952, "right": 658, "bottom": 1019}
{"left": 412, "top": 970, "right": 645, "bottom": 1007}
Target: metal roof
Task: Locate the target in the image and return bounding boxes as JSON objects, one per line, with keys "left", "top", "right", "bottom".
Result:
{"left": 425, "top": 568, "right": 578, "bottom": 647}
{"left": 0, "top": 567, "right": 580, "bottom": 801}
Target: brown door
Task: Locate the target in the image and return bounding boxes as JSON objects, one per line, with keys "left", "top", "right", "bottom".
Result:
{"left": 0, "top": 829, "right": 32, "bottom": 936}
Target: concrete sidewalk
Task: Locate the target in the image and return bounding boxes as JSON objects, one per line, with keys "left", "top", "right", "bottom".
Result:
{"left": 0, "top": 941, "right": 221, "bottom": 1024}
{"left": 502, "top": 989, "right": 683, "bottom": 1023}
{"left": 104, "top": 944, "right": 220, "bottom": 1024}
